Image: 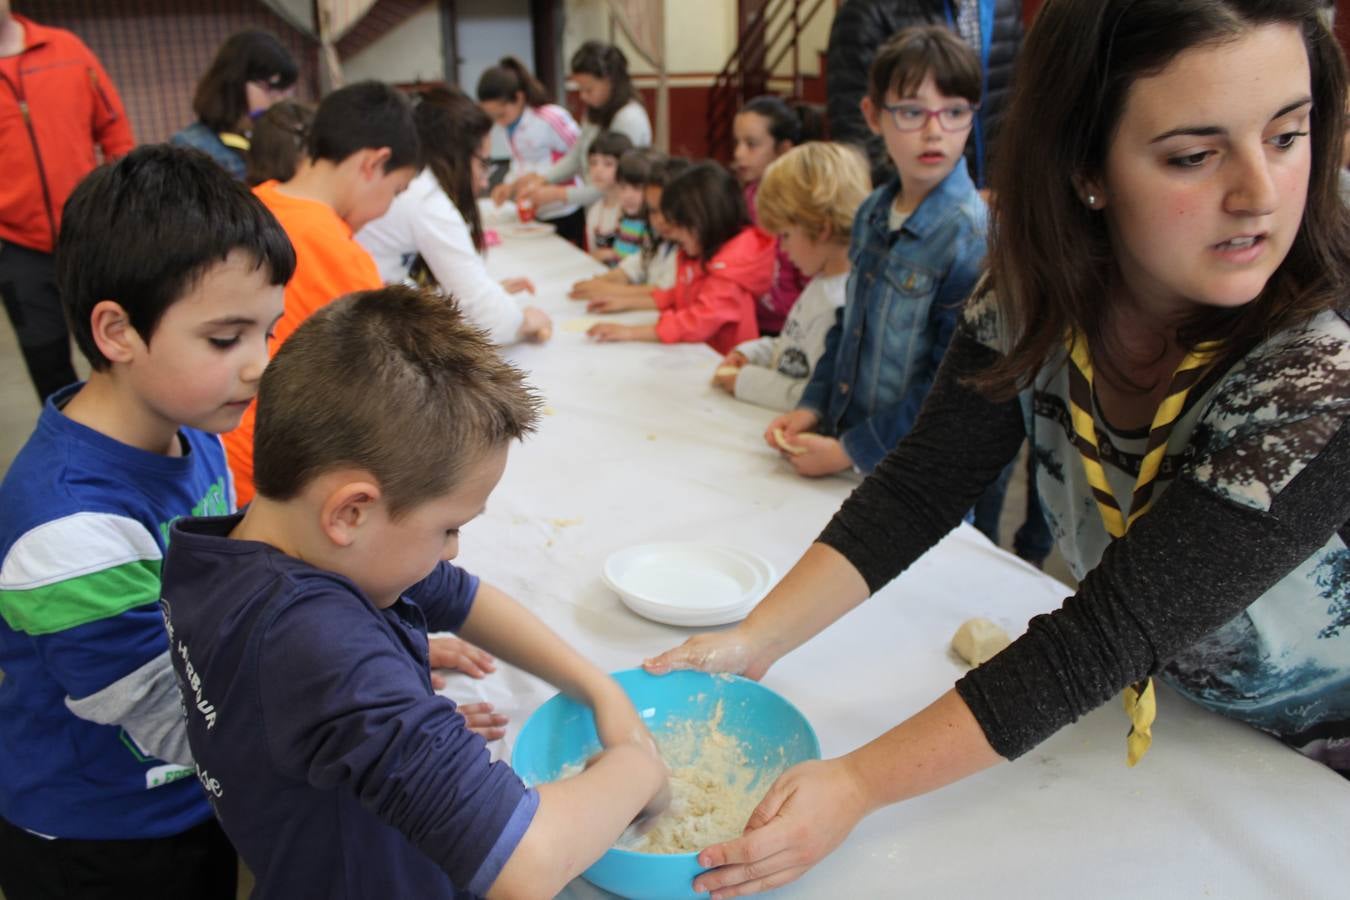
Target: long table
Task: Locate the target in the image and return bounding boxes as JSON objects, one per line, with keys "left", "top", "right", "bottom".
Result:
{"left": 434, "top": 212, "right": 1350, "bottom": 899}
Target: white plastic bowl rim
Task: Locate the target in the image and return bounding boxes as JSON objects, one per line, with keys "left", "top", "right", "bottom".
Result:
{"left": 602, "top": 541, "right": 775, "bottom": 626}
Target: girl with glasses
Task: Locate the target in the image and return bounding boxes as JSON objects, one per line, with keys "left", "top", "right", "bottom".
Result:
{"left": 763, "top": 25, "right": 991, "bottom": 488}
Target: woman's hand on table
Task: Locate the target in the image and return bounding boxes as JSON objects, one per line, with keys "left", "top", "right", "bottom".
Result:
{"left": 642, "top": 625, "right": 776, "bottom": 681}
{"left": 518, "top": 306, "right": 553, "bottom": 343}
{"left": 784, "top": 433, "right": 852, "bottom": 477}
{"left": 692, "top": 758, "right": 870, "bottom": 899}
{"left": 428, "top": 634, "right": 496, "bottom": 687}
{"left": 501, "top": 277, "right": 536, "bottom": 295}
{"left": 712, "top": 351, "right": 748, "bottom": 393}
{"left": 457, "top": 702, "right": 509, "bottom": 742}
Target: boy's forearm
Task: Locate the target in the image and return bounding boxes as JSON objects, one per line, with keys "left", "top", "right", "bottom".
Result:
{"left": 457, "top": 582, "right": 614, "bottom": 704}
{"left": 487, "top": 744, "right": 664, "bottom": 898}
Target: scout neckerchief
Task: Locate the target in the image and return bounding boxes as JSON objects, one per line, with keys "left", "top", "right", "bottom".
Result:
{"left": 219, "top": 131, "right": 251, "bottom": 152}
{"left": 1065, "top": 333, "right": 1218, "bottom": 766}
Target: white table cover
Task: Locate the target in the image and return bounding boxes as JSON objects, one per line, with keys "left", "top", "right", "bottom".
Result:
{"left": 430, "top": 208, "right": 1350, "bottom": 899}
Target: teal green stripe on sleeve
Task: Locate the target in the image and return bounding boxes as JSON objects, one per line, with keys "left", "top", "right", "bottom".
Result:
{"left": 0, "top": 559, "right": 162, "bottom": 635}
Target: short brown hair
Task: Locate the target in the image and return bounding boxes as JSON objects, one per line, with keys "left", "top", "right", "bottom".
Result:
{"left": 253, "top": 286, "right": 540, "bottom": 516}
{"left": 867, "top": 25, "right": 982, "bottom": 107}
{"left": 755, "top": 142, "right": 871, "bottom": 244}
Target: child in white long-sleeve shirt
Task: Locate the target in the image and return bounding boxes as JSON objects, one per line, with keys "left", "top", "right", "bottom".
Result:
{"left": 713, "top": 142, "right": 871, "bottom": 411}
{"left": 356, "top": 86, "right": 551, "bottom": 346}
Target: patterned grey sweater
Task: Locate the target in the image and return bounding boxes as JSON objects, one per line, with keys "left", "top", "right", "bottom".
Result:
{"left": 819, "top": 299, "right": 1350, "bottom": 772}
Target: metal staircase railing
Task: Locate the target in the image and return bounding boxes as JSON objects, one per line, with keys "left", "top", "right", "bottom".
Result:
{"left": 706, "top": 0, "right": 833, "bottom": 160}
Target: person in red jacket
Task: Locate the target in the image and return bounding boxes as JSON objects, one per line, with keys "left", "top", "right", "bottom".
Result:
{"left": 0, "top": 1, "right": 133, "bottom": 400}
{"left": 588, "top": 162, "right": 774, "bottom": 355}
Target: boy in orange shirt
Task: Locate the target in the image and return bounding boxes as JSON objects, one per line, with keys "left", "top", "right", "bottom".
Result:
{"left": 224, "top": 80, "right": 420, "bottom": 506}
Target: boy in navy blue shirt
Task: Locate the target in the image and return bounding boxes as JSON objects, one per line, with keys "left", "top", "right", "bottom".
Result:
{"left": 161, "top": 286, "right": 667, "bottom": 898}
{"left": 0, "top": 145, "right": 295, "bottom": 897}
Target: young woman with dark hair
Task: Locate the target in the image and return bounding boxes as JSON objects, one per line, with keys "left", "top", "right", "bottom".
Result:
{"left": 513, "top": 42, "right": 651, "bottom": 217}
{"left": 587, "top": 162, "right": 775, "bottom": 354}
{"left": 649, "top": 0, "right": 1350, "bottom": 894}
{"left": 171, "top": 30, "right": 298, "bottom": 181}
{"left": 477, "top": 56, "right": 586, "bottom": 247}
{"left": 356, "top": 85, "right": 551, "bottom": 346}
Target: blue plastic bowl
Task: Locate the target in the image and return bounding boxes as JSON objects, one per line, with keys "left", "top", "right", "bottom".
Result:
{"left": 512, "top": 669, "right": 821, "bottom": 900}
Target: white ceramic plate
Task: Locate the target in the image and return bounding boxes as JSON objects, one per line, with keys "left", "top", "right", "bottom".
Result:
{"left": 501, "top": 222, "right": 557, "bottom": 239}
{"left": 602, "top": 542, "right": 776, "bottom": 627}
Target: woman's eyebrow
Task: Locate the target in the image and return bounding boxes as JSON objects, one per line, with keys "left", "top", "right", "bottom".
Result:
{"left": 1149, "top": 97, "right": 1313, "bottom": 144}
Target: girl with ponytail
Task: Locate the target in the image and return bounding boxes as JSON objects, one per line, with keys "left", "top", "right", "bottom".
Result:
{"left": 478, "top": 56, "right": 587, "bottom": 247}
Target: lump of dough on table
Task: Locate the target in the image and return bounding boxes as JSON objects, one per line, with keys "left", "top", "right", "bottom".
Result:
{"left": 951, "top": 617, "right": 1011, "bottom": 666}
{"left": 772, "top": 427, "right": 808, "bottom": 456}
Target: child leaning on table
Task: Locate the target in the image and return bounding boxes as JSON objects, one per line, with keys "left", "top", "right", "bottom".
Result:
{"left": 160, "top": 285, "right": 668, "bottom": 900}
{"left": 714, "top": 142, "right": 871, "bottom": 411}
{"left": 584, "top": 129, "right": 634, "bottom": 263}
{"left": 0, "top": 144, "right": 295, "bottom": 898}
{"left": 588, "top": 161, "right": 776, "bottom": 354}
{"left": 569, "top": 155, "right": 690, "bottom": 310}
{"left": 767, "top": 25, "right": 988, "bottom": 478}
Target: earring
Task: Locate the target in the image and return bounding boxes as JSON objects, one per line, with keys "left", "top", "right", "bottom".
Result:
{"left": 1086, "top": 193, "right": 1097, "bottom": 207}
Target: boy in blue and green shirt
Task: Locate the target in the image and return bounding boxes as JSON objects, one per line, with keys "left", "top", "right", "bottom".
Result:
{"left": 0, "top": 144, "right": 295, "bottom": 898}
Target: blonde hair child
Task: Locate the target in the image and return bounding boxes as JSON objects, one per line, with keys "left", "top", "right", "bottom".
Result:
{"left": 713, "top": 142, "right": 871, "bottom": 411}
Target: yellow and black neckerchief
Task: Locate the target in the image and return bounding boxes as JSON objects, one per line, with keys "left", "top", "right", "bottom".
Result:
{"left": 1065, "top": 333, "right": 1218, "bottom": 766}
{"left": 219, "top": 131, "right": 251, "bottom": 152}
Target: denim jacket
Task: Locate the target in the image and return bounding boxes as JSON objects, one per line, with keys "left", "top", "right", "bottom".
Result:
{"left": 798, "top": 160, "right": 987, "bottom": 473}
{"left": 170, "top": 122, "right": 247, "bottom": 181}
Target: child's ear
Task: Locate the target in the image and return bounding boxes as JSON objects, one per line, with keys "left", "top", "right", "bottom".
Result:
{"left": 860, "top": 96, "right": 882, "bottom": 136}
{"left": 88, "top": 299, "right": 141, "bottom": 364}
{"left": 360, "top": 147, "right": 394, "bottom": 180}
{"left": 320, "top": 480, "right": 382, "bottom": 547}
